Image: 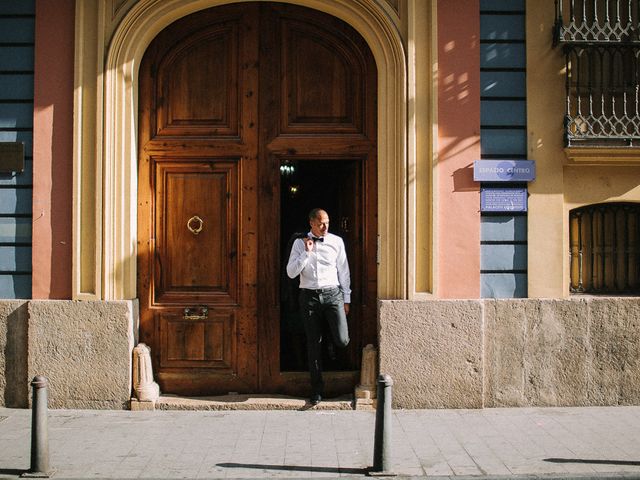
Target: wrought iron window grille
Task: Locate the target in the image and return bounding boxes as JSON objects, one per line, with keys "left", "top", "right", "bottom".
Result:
{"left": 569, "top": 202, "right": 640, "bottom": 294}
{"left": 554, "top": 0, "right": 640, "bottom": 146}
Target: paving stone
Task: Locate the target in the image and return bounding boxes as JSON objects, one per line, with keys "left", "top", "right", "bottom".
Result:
{"left": 3, "top": 406, "right": 640, "bottom": 478}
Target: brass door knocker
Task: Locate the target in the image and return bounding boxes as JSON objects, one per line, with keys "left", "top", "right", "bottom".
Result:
{"left": 187, "top": 215, "right": 204, "bottom": 235}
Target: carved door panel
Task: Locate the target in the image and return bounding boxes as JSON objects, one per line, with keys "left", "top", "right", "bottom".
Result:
{"left": 154, "top": 161, "right": 238, "bottom": 370}
{"left": 138, "top": 5, "right": 259, "bottom": 394}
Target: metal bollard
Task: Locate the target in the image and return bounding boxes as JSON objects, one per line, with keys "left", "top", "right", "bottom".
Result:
{"left": 22, "top": 376, "right": 54, "bottom": 478}
{"left": 368, "top": 373, "right": 396, "bottom": 476}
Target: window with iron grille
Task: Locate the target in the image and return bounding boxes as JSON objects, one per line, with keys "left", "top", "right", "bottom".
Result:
{"left": 554, "top": 0, "right": 640, "bottom": 147}
{"left": 569, "top": 203, "right": 640, "bottom": 294}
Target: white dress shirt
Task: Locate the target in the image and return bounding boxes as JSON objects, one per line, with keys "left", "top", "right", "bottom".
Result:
{"left": 286, "top": 232, "right": 351, "bottom": 303}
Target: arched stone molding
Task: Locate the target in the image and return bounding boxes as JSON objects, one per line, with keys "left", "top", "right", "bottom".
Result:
{"left": 73, "top": 0, "right": 409, "bottom": 300}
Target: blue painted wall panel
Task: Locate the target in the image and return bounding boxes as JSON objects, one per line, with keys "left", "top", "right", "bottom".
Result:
{"left": 0, "top": 19, "right": 35, "bottom": 43}
{"left": 481, "top": 71, "right": 526, "bottom": 97}
{"left": 481, "top": 100, "right": 526, "bottom": 126}
{"left": 481, "top": 128, "right": 527, "bottom": 155}
{"left": 0, "top": 274, "right": 31, "bottom": 299}
{"left": 481, "top": 15, "right": 525, "bottom": 40}
{"left": 480, "top": 0, "right": 525, "bottom": 11}
{"left": 480, "top": 6, "right": 527, "bottom": 299}
{"left": 480, "top": 44, "right": 526, "bottom": 68}
{"left": 0, "top": 47, "right": 35, "bottom": 70}
{"left": 0, "top": 1, "right": 35, "bottom": 14}
{"left": 0, "top": 103, "right": 34, "bottom": 128}
{"left": 481, "top": 216, "right": 527, "bottom": 241}
{"left": 0, "top": 189, "right": 31, "bottom": 214}
{"left": 0, "top": 4, "right": 34, "bottom": 299}
{"left": 481, "top": 244, "right": 527, "bottom": 270}
{"left": 0, "top": 218, "right": 32, "bottom": 243}
{"left": 481, "top": 273, "right": 527, "bottom": 298}
{"left": 0, "top": 246, "right": 31, "bottom": 271}
{"left": 0, "top": 74, "right": 34, "bottom": 99}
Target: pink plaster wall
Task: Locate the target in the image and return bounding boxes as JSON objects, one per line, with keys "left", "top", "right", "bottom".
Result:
{"left": 437, "top": 0, "right": 481, "bottom": 298}
{"left": 32, "top": 0, "right": 74, "bottom": 299}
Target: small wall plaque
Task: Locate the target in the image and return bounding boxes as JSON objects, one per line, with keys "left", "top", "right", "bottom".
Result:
{"left": 481, "top": 187, "right": 528, "bottom": 212}
{"left": 473, "top": 160, "right": 535, "bottom": 182}
{"left": 0, "top": 142, "right": 25, "bottom": 173}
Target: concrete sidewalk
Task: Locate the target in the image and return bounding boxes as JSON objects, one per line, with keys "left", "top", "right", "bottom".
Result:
{"left": 2, "top": 405, "right": 640, "bottom": 479}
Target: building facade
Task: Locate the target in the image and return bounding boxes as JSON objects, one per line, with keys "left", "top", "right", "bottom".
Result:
{"left": 0, "top": 0, "right": 639, "bottom": 409}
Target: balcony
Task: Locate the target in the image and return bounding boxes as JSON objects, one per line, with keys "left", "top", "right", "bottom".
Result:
{"left": 554, "top": 0, "right": 640, "bottom": 148}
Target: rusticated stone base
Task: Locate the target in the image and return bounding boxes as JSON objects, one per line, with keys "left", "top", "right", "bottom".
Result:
{"left": 379, "top": 298, "right": 640, "bottom": 408}
{"left": 483, "top": 298, "right": 640, "bottom": 407}
{"left": 0, "top": 300, "right": 137, "bottom": 409}
{"left": 379, "top": 300, "right": 484, "bottom": 409}
{"left": 3, "top": 298, "right": 640, "bottom": 409}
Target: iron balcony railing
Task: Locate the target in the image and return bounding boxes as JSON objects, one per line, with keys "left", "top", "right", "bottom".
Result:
{"left": 554, "top": 0, "right": 640, "bottom": 44}
{"left": 554, "top": 0, "right": 640, "bottom": 146}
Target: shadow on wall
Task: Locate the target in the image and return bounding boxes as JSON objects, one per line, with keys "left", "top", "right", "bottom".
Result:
{"left": 435, "top": 1, "right": 481, "bottom": 195}
{"left": 3, "top": 302, "right": 28, "bottom": 407}
{"left": 452, "top": 163, "right": 477, "bottom": 192}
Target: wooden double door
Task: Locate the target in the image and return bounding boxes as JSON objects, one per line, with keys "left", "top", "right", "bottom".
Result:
{"left": 137, "top": 2, "right": 377, "bottom": 396}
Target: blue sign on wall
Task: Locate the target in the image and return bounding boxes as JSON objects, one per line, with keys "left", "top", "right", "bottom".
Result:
{"left": 481, "top": 188, "right": 528, "bottom": 212}
{"left": 473, "top": 160, "right": 535, "bottom": 182}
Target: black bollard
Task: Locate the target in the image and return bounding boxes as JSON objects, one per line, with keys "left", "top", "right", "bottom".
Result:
{"left": 368, "top": 373, "right": 396, "bottom": 476}
{"left": 22, "top": 376, "right": 54, "bottom": 478}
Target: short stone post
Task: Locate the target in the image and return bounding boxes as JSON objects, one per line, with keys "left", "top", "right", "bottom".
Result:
{"left": 131, "top": 343, "right": 160, "bottom": 410}
{"left": 23, "top": 376, "right": 54, "bottom": 478}
{"left": 355, "top": 344, "right": 377, "bottom": 410}
{"left": 369, "top": 373, "right": 395, "bottom": 476}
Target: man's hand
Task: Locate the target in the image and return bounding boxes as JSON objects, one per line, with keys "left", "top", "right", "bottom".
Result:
{"left": 344, "top": 303, "right": 350, "bottom": 315}
{"left": 304, "top": 237, "right": 314, "bottom": 251}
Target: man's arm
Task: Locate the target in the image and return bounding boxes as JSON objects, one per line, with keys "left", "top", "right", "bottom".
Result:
{"left": 286, "top": 238, "right": 310, "bottom": 279}
{"left": 336, "top": 238, "right": 351, "bottom": 304}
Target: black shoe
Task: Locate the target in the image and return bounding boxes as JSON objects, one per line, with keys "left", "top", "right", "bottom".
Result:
{"left": 310, "top": 394, "right": 322, "bottom": 406}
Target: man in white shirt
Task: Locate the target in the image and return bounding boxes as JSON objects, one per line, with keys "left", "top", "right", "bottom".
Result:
{"left": 286, "top": 208, "right": 351, "bottom": 406}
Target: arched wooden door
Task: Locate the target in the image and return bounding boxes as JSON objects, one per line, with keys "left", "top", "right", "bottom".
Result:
{"left": 138, "top": 2, "right": 377, "bottom": 396}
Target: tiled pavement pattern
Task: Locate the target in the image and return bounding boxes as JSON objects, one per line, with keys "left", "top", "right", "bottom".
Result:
{"left": 2, "top": 406, "right": 640, "bottom": 478}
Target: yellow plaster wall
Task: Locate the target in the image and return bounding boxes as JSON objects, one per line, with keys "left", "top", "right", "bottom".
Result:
{"left": 527, "top": 0, "right": 640, "bottom": 298}
{"left": 526, "top": 0, "right": 566, "bottom": 298}
{"left": 564, "top": 167, "right": 640, "bottom": 208}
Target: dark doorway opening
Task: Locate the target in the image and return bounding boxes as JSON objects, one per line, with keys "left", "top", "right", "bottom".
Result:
{"left": 279, "top": 159, "right": 362, "bottom": 373}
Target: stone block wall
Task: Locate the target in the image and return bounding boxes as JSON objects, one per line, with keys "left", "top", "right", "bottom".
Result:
{"left": 3, "top": 297, "right": 640, "bottom": 409}
{"left": 379, "top": 300, "right": 484, "bottom": 409}
{"left": 379, "top": 298, "right": 640, "bottom": 409}
{"left": 484, "top": 298, "right": 640, "bottom": 407}
{"left": 0, "top": 300, "right": 137, "bottom": 409}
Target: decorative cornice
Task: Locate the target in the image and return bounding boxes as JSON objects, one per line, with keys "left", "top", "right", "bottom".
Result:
{"left": 564, "top": 147, "right": 640, "bottom": 166}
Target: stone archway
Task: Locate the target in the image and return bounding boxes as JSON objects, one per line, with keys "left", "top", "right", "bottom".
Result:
{"left": 73, "top": 0, "right": 407, "bottom": 301}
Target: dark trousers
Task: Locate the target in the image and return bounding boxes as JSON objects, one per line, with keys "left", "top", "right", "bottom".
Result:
{"left": 299, "top": 287, "right": 350, "bottom": 396}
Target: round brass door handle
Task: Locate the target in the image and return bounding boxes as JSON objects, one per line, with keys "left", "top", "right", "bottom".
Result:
{"left": 187, "top": 215, "right": 204, "bottom": 235}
